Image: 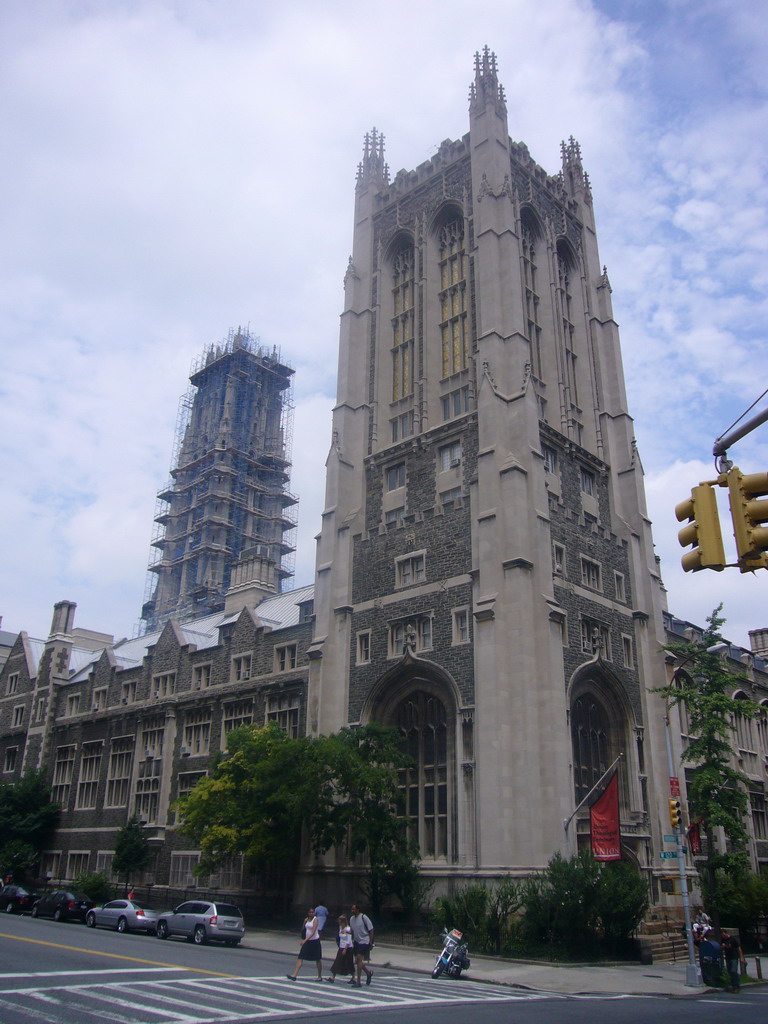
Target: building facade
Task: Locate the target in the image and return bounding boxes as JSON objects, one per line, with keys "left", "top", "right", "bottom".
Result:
{"left": 1, "top": 570, "right": 314, "bottom": 893}
{"left": 1, "top": 52, "right": 767, "bottom": 909}
{"left": 305, "top": 50, "right": 768, "bottom": 897}
{"left": 142, "top": 328, "right": 297, "bottom": 632}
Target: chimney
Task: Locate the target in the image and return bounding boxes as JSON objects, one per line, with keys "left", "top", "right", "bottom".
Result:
{"left": 749, "top": 628, "right": 768, "bottom": 659}
{"left": 50, "top": 600, "right": 76, "bottom": 637}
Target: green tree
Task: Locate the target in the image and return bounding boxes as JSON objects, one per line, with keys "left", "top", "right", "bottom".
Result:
{"left": 700, "top": 868, "right": 768, "bottom": 946}
{"left": 176, "top": 722, "right": 420, "bottom": 915}
{"left": 112, "top": 817, "right": 151, "bottom": 886}
{"left": 176, "top": 723, "right": 313, "bottom": 899}
{"left": 308, "top": 724, "right": 419, "bottom": 917}
{"left": 0, "top": 770, "right": 60, "bottom": 880}
{"left": 656, "top": 606, "right": 759, "bottom": 924}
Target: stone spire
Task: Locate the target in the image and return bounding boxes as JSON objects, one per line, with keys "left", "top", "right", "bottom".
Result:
{"left": 560, "top": 135, "right": 592, "bottom": 202}
{"left": 469, "top": 46, "right": 507, "bottom": 118}
{"left": 356, "top": 127, "right": 389, "bottom": 192}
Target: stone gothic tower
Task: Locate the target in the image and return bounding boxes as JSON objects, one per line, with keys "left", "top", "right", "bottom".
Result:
{"left": 310, "top": 50, "right": 671, "bottom": 887}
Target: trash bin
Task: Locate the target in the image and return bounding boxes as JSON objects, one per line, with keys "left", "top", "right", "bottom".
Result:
{"left": 700, "top": 955, "right": 721, "bottom": 987}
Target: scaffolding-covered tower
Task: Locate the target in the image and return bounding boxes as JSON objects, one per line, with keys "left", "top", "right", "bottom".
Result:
{"left": 141, "top": 328, "right": 297, "bottom": 632}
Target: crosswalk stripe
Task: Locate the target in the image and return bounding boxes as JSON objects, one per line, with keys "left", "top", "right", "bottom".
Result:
{"left": 0, "top": 970, "right": 551, "bottom": 1024}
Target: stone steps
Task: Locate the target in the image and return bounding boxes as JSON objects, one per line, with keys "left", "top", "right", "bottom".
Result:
{"left": 647, "top": 932, "right": 689, "bottom": 963}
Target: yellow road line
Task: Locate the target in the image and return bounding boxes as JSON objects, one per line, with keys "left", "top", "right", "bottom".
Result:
{"left": 0, "top": 932, "right": 240, "bottom": 978}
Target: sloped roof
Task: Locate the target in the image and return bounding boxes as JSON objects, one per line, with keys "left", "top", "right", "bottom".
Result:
{"left": 27, "top": 638, "right": 45, "bottom": 675}
{"left": 64, "top": 583, "right": 315, "bottom": 682}
{"left": 254, "top": 583, "right": 315, "bottom": 629}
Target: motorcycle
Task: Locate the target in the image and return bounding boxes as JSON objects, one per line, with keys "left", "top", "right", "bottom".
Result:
{"left": 431, "top": 927, "right": 471, "bottom": 978}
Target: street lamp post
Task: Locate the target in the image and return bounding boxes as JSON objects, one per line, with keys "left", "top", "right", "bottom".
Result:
{"left": 662, "top": 641, "right": 728, "bottom": 988}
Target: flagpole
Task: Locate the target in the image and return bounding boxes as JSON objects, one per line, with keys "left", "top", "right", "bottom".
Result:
{"left": 563, "top": 752, "right": 624, "bottom": 836}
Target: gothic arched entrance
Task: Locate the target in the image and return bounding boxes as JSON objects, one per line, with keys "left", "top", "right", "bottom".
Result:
{"left": 568, "top": 667, "right": 636, "bottom": 814}
{"left": 363, "top": 662, "right": 461, "bottom": 864}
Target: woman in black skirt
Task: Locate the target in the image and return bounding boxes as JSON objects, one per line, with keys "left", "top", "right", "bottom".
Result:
{"left": 286, "top": 908, "right": 323, "bottom": 980}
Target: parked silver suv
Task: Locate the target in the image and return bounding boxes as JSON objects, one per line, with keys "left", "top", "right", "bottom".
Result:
{"left": 155, "top": 900, "right": 244, "bottom": 946}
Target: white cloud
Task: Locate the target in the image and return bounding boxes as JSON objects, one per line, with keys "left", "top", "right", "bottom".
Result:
{"left": 1, "top": 0, "right": 766, "bottom": 651}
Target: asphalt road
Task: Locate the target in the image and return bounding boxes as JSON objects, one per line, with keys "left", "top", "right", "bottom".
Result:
{"left": 0, "top": 913, "right": 765, "bottom": 1024}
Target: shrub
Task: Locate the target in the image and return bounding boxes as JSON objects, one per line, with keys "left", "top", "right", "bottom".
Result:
{"left": 521, "top": 851, "right": 601, "bottom": 953}
{"left": 72, "top": 871, "right": 112, "bottom": 904}
{"left": 521, "top": 852, "right": 646, "bottom": 958}
{"left": 592, "top": 861, "right": 648, "bottom": 950}
{"left": 433, "top": 879, "right": 524, "bottom": 955}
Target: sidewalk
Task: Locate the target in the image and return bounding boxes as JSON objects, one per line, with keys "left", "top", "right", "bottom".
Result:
{"left": 241, "top": 928, "right": 767, "bottom": 997}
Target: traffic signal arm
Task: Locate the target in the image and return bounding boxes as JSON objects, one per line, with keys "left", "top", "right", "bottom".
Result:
{"left": 675, "top": 484, "right": 726, "bottom": 572}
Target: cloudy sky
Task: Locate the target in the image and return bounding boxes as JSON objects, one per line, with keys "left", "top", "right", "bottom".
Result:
{"left": 1, "top": 0, "right": 766, "bottom": 650}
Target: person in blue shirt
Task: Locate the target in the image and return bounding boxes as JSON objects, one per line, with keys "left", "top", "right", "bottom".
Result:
{"left": 314, "top": 904, "right": 328, "bottom": 936}
{"left": 698, "top": 929, "right": 722, "bottom": 987}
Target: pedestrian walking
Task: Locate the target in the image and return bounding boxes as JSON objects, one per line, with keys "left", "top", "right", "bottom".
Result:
{"left": 286, "top": 907, "right": 323, "bottom": 981}
{"left": 720, "top": 929, "right": 746, "bottom": 993}
{"left": 326, "top": 914, "right": 354, "bottom": 982}
{"left": 314, "top": 903, "right": 329, "bottom": 936}
{"left": 349, "top": 903, "right": 374, "bottom": 987}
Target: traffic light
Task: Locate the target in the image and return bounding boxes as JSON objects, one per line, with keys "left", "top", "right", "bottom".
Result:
{"left": 726, "top": 468, "right": 768, "bottom": 572}
{"left": 675, "top": 484, "right": 726, "bottom": 572}
{"left": 668, "top": 798, "right": 682, "bottom": 829}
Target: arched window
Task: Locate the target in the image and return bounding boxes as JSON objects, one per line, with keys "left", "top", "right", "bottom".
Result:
{"left": 396, "top": 690, "right": 449, "bottom": 859}
{"left": 757, "top": 701, "right": 768, "bottom": 756}
{"left": 571, "top": 693, "right": 610, "bottom": 804}
{"left": 734, "top": 691, "right": 757, "bottom": 771}
{"left": 520, "top": 209, "right": 542, "bottom": 379}
{"left": 391, "top": 246, "right": 415, "bottom": 401}
{"left": 556, "top": 239, "right": 579, "bottom": 408}
{"left": 438, "top": 218, "right": 468, "bottom": 378}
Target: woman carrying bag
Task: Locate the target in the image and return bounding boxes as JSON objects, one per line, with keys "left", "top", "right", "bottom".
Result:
{"left": 286, "top": 908, "right": 323, "bottom": 981}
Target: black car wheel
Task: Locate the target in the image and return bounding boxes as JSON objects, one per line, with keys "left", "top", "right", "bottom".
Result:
{"left": 4, "top": 902, "right": 14, "bottom": 914}
{"left": 156, "top": 921, "right": 168, "bottom": 940}
{"left": 117, "top": 917, "right": 128, "bottom": 933}
{"left": 53, "top": 908, "right": 63, "bottom": 922}
{"left": 31, "top": 904, "right": 39, "bottom": 918}
{"left": 193, "top": 925, "right": 207, "bottom": 945}
{"left": 86, "top": 912, "right": 96, "bottom": 928}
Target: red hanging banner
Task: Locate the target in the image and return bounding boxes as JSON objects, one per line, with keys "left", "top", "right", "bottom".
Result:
{"left": 687, "top": 820, "right": 702, "bottom": 855}
{"left": 590, "top": 770, "right": 621, "bottom": 861}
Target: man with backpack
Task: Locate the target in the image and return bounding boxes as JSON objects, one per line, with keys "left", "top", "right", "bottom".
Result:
{"left": 349, "top": 904, "right": 374, "bottom": 987}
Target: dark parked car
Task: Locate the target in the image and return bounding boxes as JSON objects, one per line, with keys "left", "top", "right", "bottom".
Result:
{"left": 0, "top": 885, "right": 37, "bottom": 914}
{"left": 155, "top": 900, "right": 244, "bottom": 946}
{"left": 31, "top": 890, "right": 93, "bottom": 923}
{"left": 86, "top": 899, "right": 162, "bottom": 934}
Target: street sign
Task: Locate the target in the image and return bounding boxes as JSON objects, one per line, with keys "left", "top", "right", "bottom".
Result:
{"left": 663, "top": 834, "right": 677, "bottom": 843}
{"left": 669, "top": 776, "right": 680, "bottom": 796}
{"left": 660, "top": 851, "right": 678, "bottom": 859}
